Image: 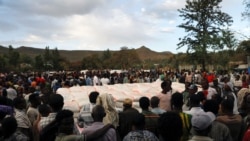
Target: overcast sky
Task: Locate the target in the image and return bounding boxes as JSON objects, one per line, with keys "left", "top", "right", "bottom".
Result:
{"left": 0, "top": 0, "right": 249, "bottom": 53}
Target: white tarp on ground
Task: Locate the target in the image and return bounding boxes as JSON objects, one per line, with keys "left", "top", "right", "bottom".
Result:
{"left": 56, "top": 81, "right": 186, "bottom": 114}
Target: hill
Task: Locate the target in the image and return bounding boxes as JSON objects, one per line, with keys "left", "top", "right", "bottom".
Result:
{"left": 136, "top": 46, "right": 173, "bottom": 61}
{"left": 0, "top": 45, "right": 173, "bottom": 62}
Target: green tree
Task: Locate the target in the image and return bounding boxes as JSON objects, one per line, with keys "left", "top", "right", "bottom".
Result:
{"left": 8, "top": 45, "right": 14, "bottom": 53}
{"left": 51, "top": 47, "right": 62, "bottom": 70}
{"left": 43, "top": 46, "right": 51, "bottom": 66}
{"left": 112, "top": 47, "right": 141, "bottom": 69}
{"left": 19, "top": 54, "right": 33, "bottom": 71}
{"left": 7, "top": 45, "right": 20, "bottom": 69}
{"left": 0, "top": 55, "right": 6, "bottom": 72}
{"left": 243, "top": 0, "right": 250, "bottom": 20}
{"left": 20, "top": 54, "right": 33, "bottom": 64}
{"left": 101, "top": 49, "right": 112, "bottom": 69}
{"left": 238, "top": 39, "right": 250, "bottom": 55}
{"left": 102, "top": 49, "right": 111, "bottom": 60}
{"left": 81, "top": 54, "right": 101, "bottom": 69}
{"left": 177, "top": 0, "right": 233, "bottom": 71}
{"left": 35, "top": 55, "right": 44, "bottom": 70}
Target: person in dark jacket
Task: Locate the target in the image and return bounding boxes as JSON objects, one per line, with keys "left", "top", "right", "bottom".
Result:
{"left": 117, "top": 98, "right": 139, "bottom": 140}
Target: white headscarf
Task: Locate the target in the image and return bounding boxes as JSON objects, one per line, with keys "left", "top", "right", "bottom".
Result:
{"left": 96, "top": 93, "right": 119, "bottom": 128}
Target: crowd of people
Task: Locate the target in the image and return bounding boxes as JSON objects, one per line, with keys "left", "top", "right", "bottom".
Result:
{"left": 0, "top": 69, "right": 250, "bottom": 140}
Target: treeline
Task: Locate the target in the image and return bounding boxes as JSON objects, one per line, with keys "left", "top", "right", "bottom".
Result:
{"left": 0, "top": 46, "right": 148, "bottom": 72}
{"left": 0, "top": 40, "right": 250, "bottom": 72}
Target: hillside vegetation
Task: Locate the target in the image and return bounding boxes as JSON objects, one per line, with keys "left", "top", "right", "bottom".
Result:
{"left": 0, "top": 44, "right": 247, "bottom": 72}
{"left": 0, "top": 45, "right": 172, "bottom": 63}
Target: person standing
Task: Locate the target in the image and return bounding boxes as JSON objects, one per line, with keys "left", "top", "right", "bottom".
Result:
{"left": 188, "top": 112, "right": 215, "bottom": 141}
{"left": 117, "top": 98, "right": 139, "bottom": 140}
{"left": 123, "top": 113, "right": 159, "bottom": 141}
{"left": 158, "top": 112, "right": 183, "bottom": 141}
{"left": 171, "top": 92, "right": 192, "bottom": 141}
{"left": 156, "top": 79, "right": 177, "bottom": 112}
{"left": 139, "top": 96, "right": 159, "bottom": 136}
{"left": 13, "top": 97, "right": 32, "bottom": 140}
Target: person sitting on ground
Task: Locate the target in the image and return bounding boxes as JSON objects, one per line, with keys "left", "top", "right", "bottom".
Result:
{"left": 82, "top": 105, "right": 117, "bottom": 141}
{"left": 150, "top": 96, "right": 166, "bottom": 115}
{"left": 117, "top": 98, "right": 139, "bottom": 140}
{"left": 189, "top": 112, "right": 215, "bottom": 141}
{"left": 158, "top": 112, "right": 183, "bottom": 141}
{"left": 78, "top": 91, "right": 99, "bottom": 128}
{"left": 139, "top": 96, "right": 159, "bottom": 136}
{"left": 123, "top": 113, "right": 159, "bottom": 141}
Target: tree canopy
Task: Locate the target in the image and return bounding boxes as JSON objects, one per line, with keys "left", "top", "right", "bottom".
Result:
{"left": 243, "top": 0, "right": 250, "bottom": 20}
{"left": 177, "top": 0, "right": 234, "bottom": 70}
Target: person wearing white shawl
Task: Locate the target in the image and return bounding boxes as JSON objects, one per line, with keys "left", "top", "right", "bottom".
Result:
{"left": 96, "top": 93, "right": 119, "bottom": 128}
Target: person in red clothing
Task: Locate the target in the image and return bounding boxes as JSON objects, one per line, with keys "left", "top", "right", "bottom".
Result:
{"left": 243, "top": 128, "right": 250, "bottom": 141}
{"left": 242, "top": 75, "right": 249, "bottom": 88}
{"left": 242, "top": 94, "right": 250, "bottom": 141}
{"left": 36, "top": 73, "right": 46, "bottom": 87}
{"left": 206, "top": 72, "right": 215, "bottom": 84}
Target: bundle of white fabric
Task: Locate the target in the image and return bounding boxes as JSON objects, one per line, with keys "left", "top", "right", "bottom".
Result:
{"left": 56, "top": 81, "right": 185, "bottom": 116}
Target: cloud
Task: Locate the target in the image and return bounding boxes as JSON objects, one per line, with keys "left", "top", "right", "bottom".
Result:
{"left": 24, "top": 34, "right": 44, "bottom": 42}
{"left": 233, "top": 27, "right": 250, "bottom": 40}
{"left": 0, "top": 0, "right": 183, "bottom": 51}
{"left": 1, "top": 0, "right": 111, "bottom": 17}
{"left": 0, "top": 21, "right": 17, "bottom": 32}
{"left": 59, "top": 9, "right": 154, "bottom": 49}
{"left": 140, "top": 0, "right": 185, "bottom": 19}
{"left": 161, "top": 27, "right": 175, "bottom": 33}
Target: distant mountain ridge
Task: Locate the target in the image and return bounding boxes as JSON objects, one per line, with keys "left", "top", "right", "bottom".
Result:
{"left": 0, "top": 45, "right": 173, "bottom": 62}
